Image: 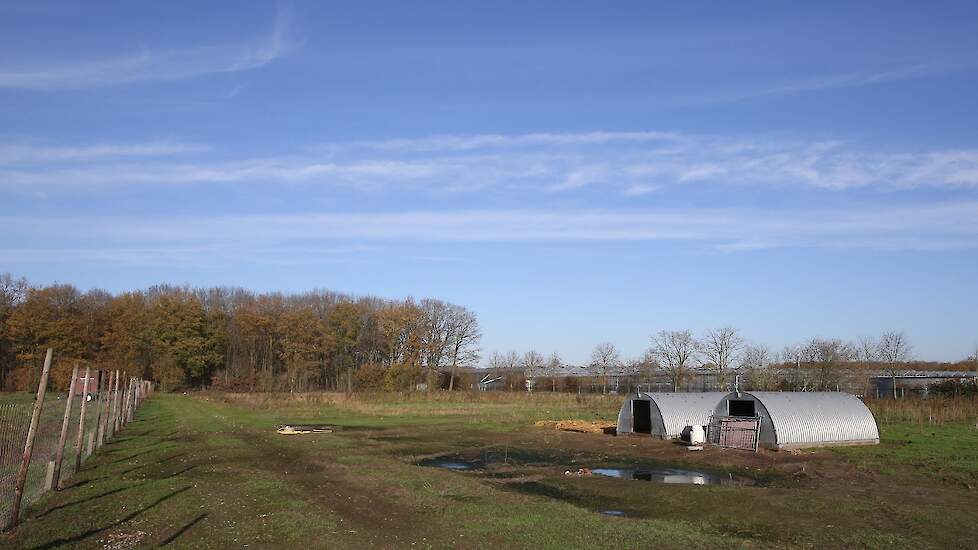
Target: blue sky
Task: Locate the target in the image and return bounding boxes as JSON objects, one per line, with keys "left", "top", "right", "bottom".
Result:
{"left": 2, "top": 1, "right": 977, "bottom": 363}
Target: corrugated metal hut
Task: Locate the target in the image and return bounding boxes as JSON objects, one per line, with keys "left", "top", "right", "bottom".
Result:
{"left": 713, "top": 391, "right": 879, "bottom": 449}
{"left": 617, "top": 392, "right": 728, "bottom": 439}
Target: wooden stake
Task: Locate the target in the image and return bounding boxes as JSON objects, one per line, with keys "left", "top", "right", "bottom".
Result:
{"left": 120, "top": 373, "right": 128, "bottom": 427}
{"left": 72, "top": 365, "right": 92, "bottom": 476}
{"left": 112, "top": 370, "right": 121, "bottom": 433}
{"left": 122, "top": 377, "right": 131, "bottom": 426}
{"left": 128, "top": 377, "right": 135, "bottom": 421}
{"left": 98, "top": 370, "right": 113, "bottom": 446}
{"left": 94, "top": 370, "right": 106, "bottom": 447}
{"left": 52, "top": 363, "right": 79, "bottom": 491}
{"left": 44, "top": 461, "right": 56, "bottom": 491}
{"left": 10, "top": 348, "right": 54, "bottom": 527}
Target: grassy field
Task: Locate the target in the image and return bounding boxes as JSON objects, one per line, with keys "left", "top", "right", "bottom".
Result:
{"left": 1, "top": 392, "right": 976, "bottom": 549}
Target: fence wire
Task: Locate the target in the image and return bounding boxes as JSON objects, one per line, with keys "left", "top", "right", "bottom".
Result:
{"left": 0, "top": 402, "right": 33, "bottom": 527}
{"left": 0, "top": 372, "right": 149, "bottom": 530}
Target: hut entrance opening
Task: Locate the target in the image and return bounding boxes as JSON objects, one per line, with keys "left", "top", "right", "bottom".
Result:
{"left": 728, "top": 399, "right": 756, "bottom": 417}
{"left": 631, "top": 400, "right": 652, "bottom": 434}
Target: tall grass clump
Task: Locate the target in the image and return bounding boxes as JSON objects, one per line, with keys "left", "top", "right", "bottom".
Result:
{"left": 211, "top": 390, "right": 623, "bottom": 423}
{"left": 866, "top": 396, "right": 978, "bottom": 427}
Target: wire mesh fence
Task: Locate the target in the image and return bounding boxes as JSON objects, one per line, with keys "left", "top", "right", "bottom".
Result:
{"left": 0, "top": 362, "right": 152, "bottom": 531}
{"left": 0, "top": 402, "right": 33, "bottom": 527}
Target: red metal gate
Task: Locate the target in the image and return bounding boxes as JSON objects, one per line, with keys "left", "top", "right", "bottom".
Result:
{"left": 708, "top": 416, "right": 760, "bottom": 451}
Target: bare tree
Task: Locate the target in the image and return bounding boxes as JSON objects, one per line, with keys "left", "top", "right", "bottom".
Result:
{"left": 740, "top": 344, "right": 769, "bottom": 370}
{"left": 521, "top": 350, "right": 545, "bottom": 392}
{"left": 420, "top": 299, "right": 451, "bottom": 393}
{"left": 628, "top": 352, "right": 658, "bottom": 391}
{"left": 778, "top": 345, "right": 809, "bottom": 390}
{"left": 487, "top": 351, "right": 505, "bottom": 371}
{"left": 740, "top": 344, "right": 777, "bottom": 390}
{"left": 543, "top": 352, "right": 563, "bottom": 392}
{"left": 589, "top": 342, "right": 621, "bottom": 394}
{"left": 856, "top": 335, "right": 879, "bottom": 362}
{"left": 649, "top": 330, "right": 699, "bottom": 392}
{"left": 701, "top": 327, "right": 744, "bottom": 390}
{"left": 878, "top": 331, "right": 912, "bottom": 398}
{"left": 445, "top": 306, "right": 481, "bottom": 391}
{"left": 801, "top": 338, "right": 856, "bottom": 391}
{"left": 498, "top": 350, "right": 522, "bottom": 390}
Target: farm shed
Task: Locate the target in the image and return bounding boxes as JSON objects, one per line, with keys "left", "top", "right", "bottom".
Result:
{"left": 712, "top": 391, "right": 879, "bottom": 449}
{"left": 616, "top": 392, "right": 728, "bottom": 439}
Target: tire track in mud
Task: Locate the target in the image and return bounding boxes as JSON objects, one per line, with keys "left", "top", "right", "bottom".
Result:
{"left": 235, "top": 430, "right": 443, "bottom": 549}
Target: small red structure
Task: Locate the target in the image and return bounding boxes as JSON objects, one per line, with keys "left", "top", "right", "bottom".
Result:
{"left": 72, "top": 372, "right": 99, "bottom": 397}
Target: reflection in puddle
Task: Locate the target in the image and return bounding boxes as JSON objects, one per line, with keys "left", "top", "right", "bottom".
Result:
{"left": 599, "top": 509, "right": 627, "bottom": 517}
{"left": 416, "top": 449, "right": 556, "bottom": 471}
{"left": 591, "top": 467, "right": 726, "bottom": 485}
{"left": 429, "top": 461, "right": 477, "bottom": 470}
{"left": 416, "top": 450, "right": 751, "bottom": 487}
{"left": 417, "top": 458, "right": 485, "bottom": 470}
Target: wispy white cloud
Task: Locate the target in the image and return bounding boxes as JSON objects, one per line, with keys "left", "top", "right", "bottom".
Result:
{"left": 322, "top": 131, "right": 682, "bottom": 153}
{"left": 0, "top": 141, "right": 210, "bottom": 164}
{"left": 0, "top": 243, "right": 376, "bottom": 267}
{"left": 4, "top": 203, "right": 977, "bottom": 266}
{"left": 701, "top": 59, "right": 977, "bottom": 103}
{"left": 4, "top": 131, "right": 978, "bottom": 193}
{"left": 0, "top": 7, "right": 294, "bottom": 90}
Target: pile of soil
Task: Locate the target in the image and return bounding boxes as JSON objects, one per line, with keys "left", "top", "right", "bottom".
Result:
{"left": 534, "top": 419, "right": 616, "bottom": 434}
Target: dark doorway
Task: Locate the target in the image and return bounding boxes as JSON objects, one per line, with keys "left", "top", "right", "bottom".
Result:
{"left": 632, "top": 400, "right": 652, "bottom": 433}
{"left": 728, "top": 399, "right": 756, "bottom": 417}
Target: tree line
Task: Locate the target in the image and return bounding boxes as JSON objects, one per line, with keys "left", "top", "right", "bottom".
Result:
{"left": 0, "top": 273, "right": 481, "bottom": 393}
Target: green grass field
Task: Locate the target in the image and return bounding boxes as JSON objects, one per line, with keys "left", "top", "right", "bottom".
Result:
{"left": 1, "top": 392, "right": 975, "bottom": 549}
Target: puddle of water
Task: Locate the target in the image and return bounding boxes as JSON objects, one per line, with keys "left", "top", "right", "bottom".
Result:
{"left": 417, "top": 458, "right": 485, "bottom": 470}
{"left": 599, "top": 509, "right": 628, "bottom": 517}
{"left": 416, "top": 449, "right": 753, "bottom": 486}
{"left": 591, "top": 467, "right": 727, "bottom": 485}
{"left": 416, "top": 448, "right": 556, "bottom": 471}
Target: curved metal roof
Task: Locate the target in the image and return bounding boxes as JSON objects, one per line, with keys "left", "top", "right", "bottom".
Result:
{"left": 638, "top": 392, "right": 728, "bottom": 437}
{"left": 736, "top": 391, "right": 879, "bottom": 446}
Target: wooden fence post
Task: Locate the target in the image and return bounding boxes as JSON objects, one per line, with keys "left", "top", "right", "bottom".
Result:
{"left": 129, "top": 378, "right": 135, "bottom": 420}
{"left": 98, "top": 370, "right": 112, "bottom": 446}
{"left": 112, "top": 370, "right": 121, "bottom": 433}
{"left": 122, "top": 377, "right": 131, "bottom": 426}
{"left": 72, "top": 365, "right": 92, "bottom": 476}
{"left": 44, "top": 461, "right": 56, "bottom": 491}
{"left": 120, "top": 373, "right": 128, "bottom": 427}
{"left": 94, "top": 370, "right": 105, "bottom": 448}
{"left": 104, "top": 371, "right": 114, "bottom": 439}
{"left": 10, "top": 348, "right": 54, "bottom": 527}
{"left": 51, "top": 363, "right": 79, "bottom": 491}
